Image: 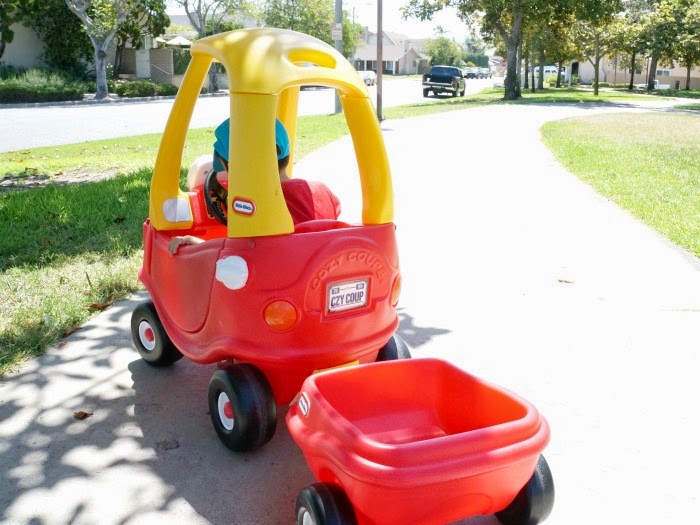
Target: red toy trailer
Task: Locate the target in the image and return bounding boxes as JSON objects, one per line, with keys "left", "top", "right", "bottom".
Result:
{"left": 287, "top": 358, "right": 554, "bottom": 525}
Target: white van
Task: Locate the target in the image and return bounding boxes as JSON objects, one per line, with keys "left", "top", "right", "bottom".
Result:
{"left": 535, "top": 66, "right": 567, "bottom": 82}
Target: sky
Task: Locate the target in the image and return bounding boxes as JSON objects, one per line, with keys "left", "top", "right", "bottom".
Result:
{"left": 166, "top": 0, "right": 473, "bottom": 43}
{"left": 343, "top": 0, "right": 471, "bottom": 42}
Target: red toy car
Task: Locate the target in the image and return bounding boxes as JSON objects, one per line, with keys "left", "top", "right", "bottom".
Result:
{"left": 130, "top": 28, "right": 409, "bottom": 452}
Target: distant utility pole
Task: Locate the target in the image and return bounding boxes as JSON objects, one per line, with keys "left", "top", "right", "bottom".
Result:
{"left": 376, "top": 0, "right": 383, "bottom": 121}
{"left": 333, "top": 0, "right": 343, "bottom": 114}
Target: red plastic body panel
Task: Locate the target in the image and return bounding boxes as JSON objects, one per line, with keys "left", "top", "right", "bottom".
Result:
{"left": 138, "top": 219, "right": 400, "bottom": 404}
{"left": 286, "top": 358, "right": 550, "bottom": 525}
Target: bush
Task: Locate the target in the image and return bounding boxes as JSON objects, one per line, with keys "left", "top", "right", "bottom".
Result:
{"left": 0, "top": 64, "right": 24, "bottom": 80}
{"left": 173, "top": 48, "right": 191, "bottom": 75}
{"left": 113, "top": 80, "right": 178, "bottom": 98}
{"left": 0, "top": 68, "right": 84, "bottom": 103}
{"left": 571, "top": 74, "right": 581, "bottom": 85}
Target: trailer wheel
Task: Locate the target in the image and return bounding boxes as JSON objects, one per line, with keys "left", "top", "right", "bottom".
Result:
{"left": 495, "top": 454, "right": 555, "bottom": 525}
{"left": 376, "top": 333, "right": 412, "bottom": 361}
{"left": 208, "top": 364, "right": 277, "bottom": 452}
{"left": 296, "top": 483, "right": 357, "bottom": 525}
{"left": 130, "top": 301, "right": 183, "bottom": 366}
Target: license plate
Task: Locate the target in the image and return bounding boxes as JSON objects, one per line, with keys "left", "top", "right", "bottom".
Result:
{"left": 327, "top": 279, "right": 368, "bottom": 313}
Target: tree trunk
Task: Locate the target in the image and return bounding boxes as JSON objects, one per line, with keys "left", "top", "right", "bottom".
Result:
{"left": 647, "top": 54, "right": 659, "bottom": 90}
{"left": 523, "top": 47, "right": 529, "bottom": 90}
{"left": 516, "top": 38, "right": 523, "bottom": 96}
{"left": 502, "top": 0, "right": 522, "bottom": 101}
{"left": 555, "top": 61, "right": 562, "bottom": 88}
{"left": 93, "top": 38, "right": 110, "bottom": 99}
{"left": 208, "top": 62, "right": 219, "bottom": 92}
{"left": 504, "top": 35, "right": 520, "bottom": 100}
{"left": 537, "top": 48, "right": 545, "bottom": 90}
{"left": 593, "top": 33, "right": 600, "bottom": 96}
{"left": 114, "top": 43, "right": 124, "bottom": 75}
{"left": 628, "top": 51, "right": 636, "bottom": 90}
{"left": 686, "top": 65, "right": 691, "bottom": 90}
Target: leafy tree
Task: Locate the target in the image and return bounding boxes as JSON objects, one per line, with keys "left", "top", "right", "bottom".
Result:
{"left": 114, "top": 0, "right": 170, "bottom": 73}
{"left": 403, "top": 0, "right": 527, "bottom": 100}
{"left": 171, "top": 0, "right": 251, "bottom": 91}
{"left": 547, "top": 20, "right": 579, "bottom": 87}
{"left": 205, "top": 18, "right": 244, "bottom": 35}
{"left": 0, "top": 1, "right": 23, "bottom": 60}
{"left": 463, "top": 52, "right": 488, "bottom": 67}
{"left": 575, "top": 0, "right": 623, "bottom": 95}
{"left": 425, "top": 30, "right": 462, "bottom": 65}
{"left": 639, "top": 0, "right": 680, "bottom": 90}
{"left": 342, "top": 9, "right": 364, "bottom": 60}
{"left": 607, "top": 0, "right": 651, "bottom": 90}
{"left": 11, "top": 0, "right": 92, "bottom": 73}
{"left": 263, "top": 0, "right": 334, "bottom": 45}
{"left": 462, "top": 33, "right": 486, "bottom": 54}
{"left": 676, "top": 0, "right": 700, "bottom": 89}
{"left": 64, "top": 0, "right": 133, "bottom": 98}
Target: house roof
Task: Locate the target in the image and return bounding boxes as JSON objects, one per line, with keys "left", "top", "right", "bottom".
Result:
{"left": 354, "top": 44, "right": 428, "bottom": 62}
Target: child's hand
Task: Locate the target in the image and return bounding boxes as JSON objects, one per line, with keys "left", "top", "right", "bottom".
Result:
{"left": 168, "top": 235, "right": 203, "bottom": 255}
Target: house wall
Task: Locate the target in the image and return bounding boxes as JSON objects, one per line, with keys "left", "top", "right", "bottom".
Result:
{"left": 575, "top": 59, "right": 700, "bottom": 89}
{"left": 135, "top": 49, "right": 150, "bottom": 78}
{"left": 170, "top": 72, "right": 229, "bottom": 90}
{"left": 149, "top": 48, "right": 173, "bottom": 83}
{"left": 396, "top": 48, "right": 427, "bottom": 75}
{"left": 1, "top": 23, "right": 45, "bottom": 68}
{"left": 121, "top": 49, "right": 137, "bottom": 75}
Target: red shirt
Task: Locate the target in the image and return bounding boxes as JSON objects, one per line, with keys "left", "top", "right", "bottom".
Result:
{"left": 281, "top": 179, "right": 341, "bottom": 224}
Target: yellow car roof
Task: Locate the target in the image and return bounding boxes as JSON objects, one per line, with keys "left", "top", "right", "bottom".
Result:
{"left": 150, "top": 28, "right": 393, "bottom": 238}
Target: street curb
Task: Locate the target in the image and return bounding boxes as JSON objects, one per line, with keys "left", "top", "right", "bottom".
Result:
{"left": 0, "top": 90, "right": 230, "bottom": 110}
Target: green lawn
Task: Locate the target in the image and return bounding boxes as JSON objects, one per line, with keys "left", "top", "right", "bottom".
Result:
{"left": 541, "top": 112, "right": 700, "bottom": 257}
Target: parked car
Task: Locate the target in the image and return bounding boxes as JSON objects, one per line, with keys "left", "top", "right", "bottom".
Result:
{"left": 358, "top": 70, "right": 376, "bottom": 86}
{"left": 422, "top": 65, "right": 466, "bottom": 97}
{"left": 479, "top": 67, "right": 492, "bottom": 79}
{"left": 533, "top": 66, "right": 567, "bottom": 82}
{"left": 635, "top": 79, "right": 671, "bottom": 90}
{"left": 463, "top": 67, "right": 479, "bottom": 79}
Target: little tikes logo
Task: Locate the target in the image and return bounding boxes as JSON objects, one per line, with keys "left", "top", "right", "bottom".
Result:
{"left": 232, "top": 197, "right": 255, "bottom": 216}
{"left": 298, "top": 392, "right": 310, "bottom": 417}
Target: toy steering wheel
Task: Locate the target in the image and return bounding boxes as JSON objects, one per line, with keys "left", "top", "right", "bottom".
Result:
{"left": 204, "top": 169, "right": 228, "bottom": 225}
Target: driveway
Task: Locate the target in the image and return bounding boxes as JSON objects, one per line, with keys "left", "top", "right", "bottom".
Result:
{"left": 2, "top": 99, "right": 699, "bottom": 525}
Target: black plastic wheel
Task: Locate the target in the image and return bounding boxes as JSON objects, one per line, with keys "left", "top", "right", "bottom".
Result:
{"left": 295, "top": 483, "right": 357, "bottom": 525}
{"left": 376, "top": 333, "right": 412, "bottom": 361}
{"left": 495, "top": 454, "right": 555, "bottom": 525}
{"left": 208, "top": 363, "right": 277, "bottom": 452}
{"left": 130, "top": 301, "right": 183, "bottom": 366}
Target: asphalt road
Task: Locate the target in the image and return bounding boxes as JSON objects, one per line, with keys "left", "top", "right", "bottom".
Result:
{"left": 0, "top": 77, "right": 493, "bottom": 153}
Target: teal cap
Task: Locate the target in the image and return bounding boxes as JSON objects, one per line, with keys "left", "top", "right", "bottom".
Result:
{"left": 213, "top": 118, "right": 290, "bottom": 172}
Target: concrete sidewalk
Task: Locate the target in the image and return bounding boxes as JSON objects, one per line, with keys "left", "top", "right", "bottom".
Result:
{"left": 2, "top": 100, "right": 699, "bottom": 524}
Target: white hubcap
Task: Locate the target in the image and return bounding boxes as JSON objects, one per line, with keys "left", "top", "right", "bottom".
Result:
{"left": 217, "top": 392, "right": 234, "bottom": 431}
{"left": 138, "top": 321, "right": 156, "bottom": 351}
